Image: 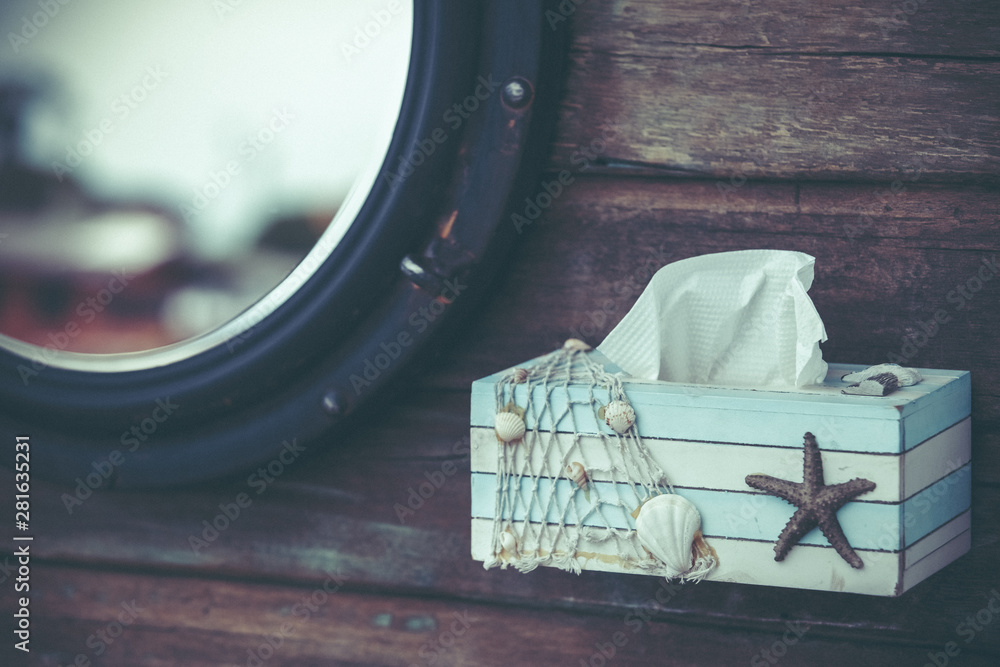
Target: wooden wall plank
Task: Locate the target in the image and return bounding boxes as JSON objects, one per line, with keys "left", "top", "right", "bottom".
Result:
{"left": 420, "top": 176, "right": 999, "bottom": 402}
{"left": 550, "top": 50, "right": 1000, "bottom": 181}
{"left": 552, "top": 0, "right": 1000, "bottom": 181}
{"left": 571, "top": 0, "right": 1000, "bottom": 58}
{"left": 29, "top": 565, "right": 999, "bottom": 667}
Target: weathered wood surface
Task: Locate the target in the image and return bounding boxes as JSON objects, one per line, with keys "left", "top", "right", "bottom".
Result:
{"left": 7, "top": 1, "right": 1000, "bottom": 665}
{"left": 24, "top": 565, "right": 999, "bottom": 667}
{"left": 550, "top": 1, "right": 1000, "bottom": 181}
{"left": 426, "top": 178, "right": 1000, "bottom": 387}
{"left": 569, "top": 0, "right": 1000, "bottom": 58}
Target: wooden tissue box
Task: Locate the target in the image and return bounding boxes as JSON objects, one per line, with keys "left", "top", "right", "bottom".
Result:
{"left": 470, "top": 347, "right": 971, "bottom": 597}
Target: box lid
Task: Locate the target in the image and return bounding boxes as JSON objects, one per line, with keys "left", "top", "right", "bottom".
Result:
{"left": 471, "top": 350, "right": 970, "bottom": 453}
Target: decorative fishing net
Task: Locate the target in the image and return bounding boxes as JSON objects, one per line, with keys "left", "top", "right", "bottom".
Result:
{"left": 481, "top": 343, "right": 717, "bottom": 582}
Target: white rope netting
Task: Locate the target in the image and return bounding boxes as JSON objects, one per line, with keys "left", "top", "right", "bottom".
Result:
{"left": 482, "top": 345, "right": 716, "bottom": 583}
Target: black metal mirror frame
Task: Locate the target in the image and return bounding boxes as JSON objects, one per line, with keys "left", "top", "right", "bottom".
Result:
{"left": 0, "top": 0, "right": 567, "bottom": 487}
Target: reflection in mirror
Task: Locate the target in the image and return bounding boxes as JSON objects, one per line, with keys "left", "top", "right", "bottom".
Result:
{"left": 0, "top": 1, "right": 411, "bottom": 364}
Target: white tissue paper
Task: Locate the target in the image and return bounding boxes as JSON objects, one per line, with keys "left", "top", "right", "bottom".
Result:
{"left": 597, "top": 249, "right": 828, "bottom": 388}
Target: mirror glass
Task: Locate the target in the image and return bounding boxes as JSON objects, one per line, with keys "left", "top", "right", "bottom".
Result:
{"left": 0, "top": 0, "right": 412, "bottom": 370}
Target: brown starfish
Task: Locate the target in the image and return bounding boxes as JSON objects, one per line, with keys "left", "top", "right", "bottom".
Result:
{"left": 745, "top": 432, "right": 876, "bottom": 569}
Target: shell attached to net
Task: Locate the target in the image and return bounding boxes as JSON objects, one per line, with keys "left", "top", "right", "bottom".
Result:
{"left": 566, "top": 462, "right": 588, "bottom": 489}
{"left": 495, "top": 411, "right": 526, "bottom": 443}
{"left": 604, "top": 399, "right": 636, "bottom": 434}
{"left": 500, "top": 529, "right": 517, "bottom": 554}
{"left": 510, "top": 367, "right": 529, "bottom": 384}
{"left": 842, "top": 363, "right": 922, "bottom": 387}
{"left": 635, "top": 494, "right": 702, "bottom": 578}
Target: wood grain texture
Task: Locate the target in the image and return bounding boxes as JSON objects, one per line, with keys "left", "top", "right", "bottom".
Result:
{"left": 549, "top": 1, "right": 1000, "bottom": 181}
{"left": 570, "top": 0, "right": 1000, "bottom": 58}
{"left": 26, "top": 565, "right": 999, "bottom": 667}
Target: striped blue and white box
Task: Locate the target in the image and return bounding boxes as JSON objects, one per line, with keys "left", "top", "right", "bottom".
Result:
{"left": 470, "top": 349, "right": 971, "bottom": 596}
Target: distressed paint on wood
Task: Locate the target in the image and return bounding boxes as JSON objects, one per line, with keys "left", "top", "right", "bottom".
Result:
{"left": 471, "top": 356, "right": 971, "bottom": 453}
{"left": 469, "top": 466, "right": 970, "bottom": 550}
{"left": 470, "top": 514, "right": 972, "bottom": 597}
{"left": 469, "top": 417, "right": 973, "bottom": 503}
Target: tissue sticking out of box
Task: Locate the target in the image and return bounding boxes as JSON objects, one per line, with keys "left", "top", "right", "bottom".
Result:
{"left": 597, "top": 249, "right": 829, "bottom": 388}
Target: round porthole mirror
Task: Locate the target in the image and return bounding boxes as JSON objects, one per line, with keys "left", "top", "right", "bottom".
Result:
{"left": 0, "top": 1, "right": 567, "bottom": 486}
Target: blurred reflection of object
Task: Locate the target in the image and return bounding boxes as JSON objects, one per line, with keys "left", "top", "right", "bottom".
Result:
{"left": 0, "top": 1, "right": 411, "bottom": 359}
{"left": 0, "top": 78, "right": 181, "bottom": 352}
{"left": 160, "top": 210, "right": 334, "bottom": 343}
{"left": 0, "top": 183, "right": 193, "bottom": 353}
{"left": 0, "top": 78, "right": 54, "bottom": 211}
{"left": 0, "top": 80, "right": 336, "bottom": 353}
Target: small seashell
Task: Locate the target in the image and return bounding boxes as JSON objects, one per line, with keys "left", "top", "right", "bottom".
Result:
{"left": 635, "top": 494, "right": 702, "bottom": 578}
{"left": 566, "top": 462, "right": 588, "bottom": 489}
{"left": 604, "top": 399, "right": 636, "bottom": 433}
{"left": 842, "top": 372, "right": 900, "bottom": 396}
{"left": 510, "top": 367, "right": 529, "bottom": 384}
{"left": 495, "top": 411, "right": 526, "bottom": 443}
{"left": 842, "top": 363, "right": 922, "bottom": 387}
{"left": 500, "top": 529, "right": 517, "bottom": 554}
{"left": 563, "top": 338, "right": 592, "bottom": 352}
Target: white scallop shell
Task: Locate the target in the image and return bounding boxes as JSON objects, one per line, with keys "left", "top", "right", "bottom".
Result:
{"left": 635, "top": 494, "right": 701, "bottom": 578}
{"left": 566, "top": 462, "right": 588, "bottom": 489}
{"left": 842, "top": 363, "right": 922, "bottom": 387}
{"left": 510, "top": 367, "right": 529, "bottom": 384}
{"left": 500, "top": 529, "right": 517, "bottom": 554}
{"left": 494, "top": 411, "right": 526, "bottom": 443}
{"left": 562, "top": 338, "right": 592, "bottom": 352}
{"left": 604, "top": 400, "right": 636, "bottom": 433}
